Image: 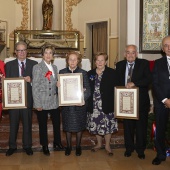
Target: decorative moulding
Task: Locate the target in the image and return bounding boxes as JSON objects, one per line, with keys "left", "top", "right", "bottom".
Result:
{"left": 10, "top": 0, "right": 29, "bottom": 38}
{"left": 65, "top": 0, "right": 83, "bottom": 38}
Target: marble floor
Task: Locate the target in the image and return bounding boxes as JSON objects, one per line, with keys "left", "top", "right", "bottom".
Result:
{"left": 0, "top": 148, "right": 170, "bottom": 170}
{"left": 1, "top": 111, "right": 170, "bottom": 169}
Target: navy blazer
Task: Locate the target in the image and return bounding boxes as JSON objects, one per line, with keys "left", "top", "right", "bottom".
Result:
{"left": 87, "top": 66, "right": 118, "bottom": 114}
{"left": 116, "top": 58, "right": 151, "bottom": 112}
{"left": 152, "top": 56, "right": 170, "bottom": 106}
{"left": 5, "top": 58, "right": 38, "bottom": 108}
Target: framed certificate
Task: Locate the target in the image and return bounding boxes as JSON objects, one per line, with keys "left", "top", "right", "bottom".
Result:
{"left": 114, "top": 86, "right": 139, "bottom": 120}
{"left": 58, "top": 73, "right": 84, "bottom": 106}
{"left": 2, "top": 78, "right": 27, "bottom": 109}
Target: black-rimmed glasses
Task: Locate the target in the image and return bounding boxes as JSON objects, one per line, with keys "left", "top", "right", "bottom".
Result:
{"left": 16, "top": 49, "right": 27, "bottom": 53}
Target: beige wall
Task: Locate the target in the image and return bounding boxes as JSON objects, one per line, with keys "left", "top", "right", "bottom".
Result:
{"left": 0, "top": 0, "right": 118, "bottom": 65}
{"left": 109, "top": 38, "right": 118, "bottom": 69}
{"left": 0, "top": 0, "right": 31, "bottom": 60}
{"left": 69, "top": 0, "right": 118, "bottom": 66}
{"left": 70, "top": 0, "right": 118, "bottom": 37}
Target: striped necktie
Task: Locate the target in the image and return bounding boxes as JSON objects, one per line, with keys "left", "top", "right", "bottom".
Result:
{"left": 127, "top": 63, "right": 133, "bottom": 83}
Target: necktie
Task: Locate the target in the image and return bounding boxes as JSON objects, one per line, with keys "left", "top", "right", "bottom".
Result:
{"left": 21, "top": 62, "right": 25, "bottom": 76}
{"left": 127, "top": 63, "right": 133, "bottom": 83}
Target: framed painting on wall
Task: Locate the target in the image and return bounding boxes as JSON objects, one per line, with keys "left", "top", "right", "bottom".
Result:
{"left": 139, "top": 0, "right": 170, "bottom": 53}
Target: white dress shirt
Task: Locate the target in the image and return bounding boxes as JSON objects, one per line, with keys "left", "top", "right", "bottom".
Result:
{"left": 44, "top": 60, "right": 55, "bottom": 77}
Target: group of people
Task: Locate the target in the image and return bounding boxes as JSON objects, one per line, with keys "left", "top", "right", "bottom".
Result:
{"left": 0, "top": 35, "right": 169, "bottom": 166}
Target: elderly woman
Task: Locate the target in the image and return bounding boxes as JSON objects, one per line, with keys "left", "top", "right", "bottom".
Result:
{"left": 32, "top": 45, "right": 63, "bottom": 156}
{"left": 59, "top": 51, "right": 91, "bottom": 156}
{"left": 87, "top": 52, "right": 118, "bottom": 156}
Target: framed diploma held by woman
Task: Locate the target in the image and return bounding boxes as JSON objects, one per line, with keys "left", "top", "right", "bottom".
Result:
{"left": 58, "top": 73, "right": 84, "bottom": 106}
{"left": 114, "top": 86, "right": 139, "bottom": 120}
{"left": 2, "top": 78, "right": 27, "bottom": 109}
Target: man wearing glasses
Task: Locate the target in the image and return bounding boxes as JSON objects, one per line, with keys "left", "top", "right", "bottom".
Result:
{"left": 5, "top": 41, "right": 38, "bottom": 156}
{"left": 152, "top": 35, "right": 170, "bottom": 165}
{"left": 115, "top": 45, "right": 151, "bottom": 160}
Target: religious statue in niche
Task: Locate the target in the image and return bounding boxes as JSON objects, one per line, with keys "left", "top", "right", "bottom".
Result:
{"left": 42, "top": 0, "right": 53, "bottom": 30}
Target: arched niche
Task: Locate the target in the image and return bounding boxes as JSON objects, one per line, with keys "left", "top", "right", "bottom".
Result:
{"left": 33, "top": 0, "right": 62, "bottom": 30}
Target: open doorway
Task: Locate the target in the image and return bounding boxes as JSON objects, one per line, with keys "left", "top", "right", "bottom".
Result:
{"left": 85, "top": 19, "right": 110, "bottom": 69}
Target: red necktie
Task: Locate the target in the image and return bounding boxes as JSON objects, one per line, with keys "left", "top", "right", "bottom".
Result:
{"left": 21, "top": 62, "right": 25, "bottom": 76}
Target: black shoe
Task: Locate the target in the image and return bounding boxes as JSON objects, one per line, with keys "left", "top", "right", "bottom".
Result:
{"left": 42, "top": 146, "right": 50, "bottom": 156}
{"left": 65, "top": 147, "right": 72, "bottom": 156}
{"left": 152, "top": 157, "right": 166, "bottom": 165}
{"left": 53, "top": 143, "right": 65, "bottom": 150}
{"left": 138, "top": 153, "right": 145, "bottom": 159}
{"left": 124, "top": 151, "right": 131, "bottom": 157}
{"left": 76, "top": 147, "right": 82, "bottom": 156}
{"left": 24, "top": 148, "right": 33, "bottom": 155}
{"left": 6, "top": 148, "right": 17, "bottom": 156}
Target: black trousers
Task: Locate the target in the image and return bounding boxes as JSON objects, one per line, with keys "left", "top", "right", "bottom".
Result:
{"left": 37, "top": 108, "right": 61, "bottom": 146}
{"left": 9, "top": 108, "right": 32, "bottom": 149}
{"left": 154, "top": 105, "right": 169, "bottom": 160}
{"left": 123, "top": 111, "right": 148, "bottom": 154}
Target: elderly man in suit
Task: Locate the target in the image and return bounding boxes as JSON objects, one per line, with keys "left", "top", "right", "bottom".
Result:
{"left": 32, "top": 45, "right": 64, "bottom": 156}
{"left": 152, "top": 35, "right": 170, "bottom": 165}
{"left": 5, "top": 41, "right": 38, "bottom": 156}
{"left": 115, "top": 44, "right": 151, "bottom": 159}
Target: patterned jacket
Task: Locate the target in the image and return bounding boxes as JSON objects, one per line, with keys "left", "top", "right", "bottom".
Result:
{"left": 32, "top": 60, "right": 59, "bottom": 110}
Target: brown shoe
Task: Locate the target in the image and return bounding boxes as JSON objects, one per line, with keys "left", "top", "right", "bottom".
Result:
{"left": 106, "top": 149, "right": 113, "bottom": 156}
{"left": 91, "top": 147, "right": 102, "bottom": 152}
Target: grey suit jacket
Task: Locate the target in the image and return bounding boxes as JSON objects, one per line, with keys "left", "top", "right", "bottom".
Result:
{"left": 32, "top": 60, "right": 59, "bottom": 110}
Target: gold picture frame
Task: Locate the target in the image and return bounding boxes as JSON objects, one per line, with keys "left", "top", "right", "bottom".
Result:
{"left": 2, "top": 78, "right": 27, "bottom": 109}
{"left": 58, "top": 73, "right": 84, "bottom": 106}
{"left": 114, "top": 86, "right": 139, "bottom": 120}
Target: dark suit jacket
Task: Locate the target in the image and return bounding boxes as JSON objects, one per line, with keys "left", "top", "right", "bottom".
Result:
{"left": 5, "top": 58, "right": 38, "bottom": 108}
{"left": 87, "top": 66, "right": 118, "bottom": 114}
{"left": 152, "top": 56, "right": 170, "bottom": 106}
{"left": 116, "top": 58, "right": 151, "bottom": 112}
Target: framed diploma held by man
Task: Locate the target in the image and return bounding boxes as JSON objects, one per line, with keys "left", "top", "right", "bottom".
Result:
{"left": 2, "top": 78, "right": 27, "bottom": 109}
{"left": 58, "top": 73, "right": 84, "bottom": 106}
{"left": 114, "top": 86, "right": 139, "bottom": 119}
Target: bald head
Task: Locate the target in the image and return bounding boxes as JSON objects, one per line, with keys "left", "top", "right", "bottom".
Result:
{"left": 124, "top": 45, "right": 138, "bottom": 63}
{"left": 162, "top": 35, "right": 170, "bottom": 56}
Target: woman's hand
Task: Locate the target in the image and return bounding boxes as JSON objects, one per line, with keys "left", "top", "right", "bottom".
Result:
{"left": 76, "top": 100, "right": 85, "bottom": 106}
{"left": 37, "top": 108, "right": 43, "bottom": 111}
{"left": 56, "top": 81, "right": 61, "bottom": 87}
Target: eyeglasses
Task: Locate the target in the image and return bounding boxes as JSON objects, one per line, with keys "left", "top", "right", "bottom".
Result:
{"left": 16, "top": 49, "right": 27, "bottom": 53}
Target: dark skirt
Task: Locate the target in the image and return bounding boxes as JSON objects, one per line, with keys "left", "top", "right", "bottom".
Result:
{"left": 62, "top": 106, "right": 87, "bottom": 132}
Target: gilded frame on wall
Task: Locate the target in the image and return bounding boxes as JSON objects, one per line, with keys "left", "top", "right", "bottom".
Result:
{"left": 139, "top": 0, "right": 170, "bottom": 53}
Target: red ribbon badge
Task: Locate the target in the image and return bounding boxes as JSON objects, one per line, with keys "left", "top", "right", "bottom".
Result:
{"left": 45, "top": 71, "right": 52, "bottom": 81}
